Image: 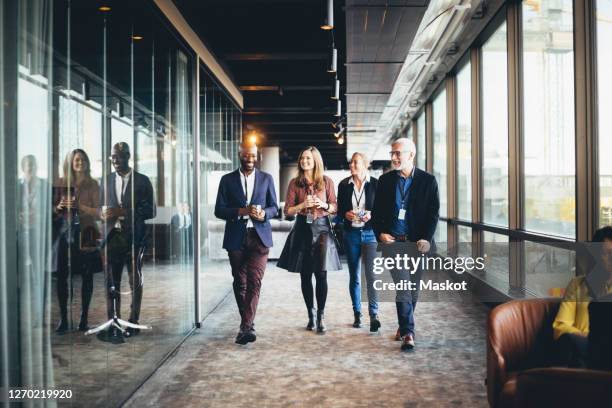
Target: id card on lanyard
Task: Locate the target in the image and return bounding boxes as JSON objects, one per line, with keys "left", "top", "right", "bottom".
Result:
{"left": 398, "top": 177, "right": 410, "bottom": 220}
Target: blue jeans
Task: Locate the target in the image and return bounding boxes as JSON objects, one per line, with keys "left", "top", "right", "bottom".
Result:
{"left": 343, "top": 227, "right": 378, "bottom": 316}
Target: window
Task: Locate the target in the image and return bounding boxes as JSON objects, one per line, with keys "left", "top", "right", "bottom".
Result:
{"left": 522, "top": 0, "right": 575, "bottom": 237}
{"left": 481, "top": 22, "right": 509, "bottom": 227}
{"left": 597, "top": 0, "right": 612, "bottom": 227}
{"left": 456, "top": 62, "right": 472, "bottom": 221}
{"left": 416, "top": 113, "right": 426, "bottom": 169}
{"left": 432, "top": 87, "right": 447, "bottom": 218}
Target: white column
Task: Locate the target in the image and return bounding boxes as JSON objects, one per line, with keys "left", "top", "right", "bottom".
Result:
{"left": 260, "top": 146, "right": 280, "bottom": 203}
{"left": 280, "top": 164, "right": 298, "bottom": 205}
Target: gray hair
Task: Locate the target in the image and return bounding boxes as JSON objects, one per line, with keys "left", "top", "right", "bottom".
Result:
{"left": 392, "top": 137, "right": 416, "bottom": 155}
{"left": 350, "top": 152, "right": 370, "bottom": 168}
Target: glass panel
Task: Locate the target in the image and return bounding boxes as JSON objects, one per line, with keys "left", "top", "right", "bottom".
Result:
{"left": 406, "top": 123, "right": 413, "bottom": 141}
{"left": 434, "top": 221, "right": 447, "bottom": 255}
{"left": 481, "top": 232, "right": 510, "bottom": 288}
{"left": 524, "top": 241, "right": 575, "bottom": 297}
{"left": 416, "top": 113, "right": 426, "bottom": 169}
{"left": 481, "top": 22, "right": 509, "bottom": 227}
{"left": 457, "top": 226, "right": 472, "bottom": 258}
{"left": 597, "top": 0, "right": 612, "bottom": 227}
{"left": 432, "top": 88, "right": 447, "bottom": 218}
{"left": 456, "top": 62, "right": 472, "bottom": 221}
{"left": 522, "top": 0, "right": 575, "bottom": 237}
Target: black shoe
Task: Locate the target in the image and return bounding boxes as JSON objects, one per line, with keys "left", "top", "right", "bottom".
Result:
{"left": 370, "top": 316, "right": 381, "bottom": 333}
{"left": 306, "top": 308, "right": 316, "bottom": 331}
{"left": 316, "top": 310, "right": 326, "bottom": 334}
{"left": 78, "top": 318, "right": 89, "bottom": 332}
{"left": 235, "top": 329, "right": 256, "bottom": 345}
{"left": 353, "top": 311, "right": 362, "bottom": 328}
{"left": 55, "top": 319, "right": 68, "bottom": 334}
{"left": 400, "top": 334, "right": 415, "bottom": 351}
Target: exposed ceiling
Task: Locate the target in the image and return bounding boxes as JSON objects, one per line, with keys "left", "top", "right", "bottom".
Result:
{"left": 173, "top": 0, "right": 348, "bottom": 168}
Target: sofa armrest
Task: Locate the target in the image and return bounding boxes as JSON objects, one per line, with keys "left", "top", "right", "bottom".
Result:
{"left": 516, "top": 367, "right": 612, "bottom": 407}
{"left": 487, "top": 299, "right": 560, "bottom": 407}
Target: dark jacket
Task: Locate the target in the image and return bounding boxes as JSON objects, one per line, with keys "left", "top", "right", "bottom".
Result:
{"left": 372, "top": 167, "right": 439, "bottom": 248}
{"left": 214, "top": 168, "right": 279, "bottom": 251}
{"left": 100, "top": 171, "right": 156, "bottom": 248}
{"left": 336, "top": 175, "right": 378, "bottom": 230}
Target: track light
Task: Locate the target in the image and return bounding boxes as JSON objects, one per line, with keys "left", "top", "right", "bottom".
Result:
{"left": 338, "top": 136, "right": 345, "bottom": 145}
{"left": 321, "top": 0, "right": 334, "bottom": 30}
{"left": 331, "top": 78, "right": 340, "bottom": 100}
{"left": 327, "top": 48, "right": 337, "bottom": 73}
{"left": 334, "top": 100, "right": 341, "bottom": 117}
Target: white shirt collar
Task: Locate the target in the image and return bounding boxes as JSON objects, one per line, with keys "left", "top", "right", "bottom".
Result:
{"left": 348, "top": 174, "right": 370, "bottom": 185}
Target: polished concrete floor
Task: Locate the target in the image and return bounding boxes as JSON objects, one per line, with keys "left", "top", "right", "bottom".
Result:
{"left": 124, "top": 263, "right": 490, "bottom": 408}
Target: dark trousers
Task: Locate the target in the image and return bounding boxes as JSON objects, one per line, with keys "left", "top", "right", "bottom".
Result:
{"left": 105, "top": 232, "right": 143, "bottom": 322}
{"left": 228, "top": 229, "right": 269, "bottom": 331}
{"left": 556, "top": 333, "right": 588, "bottom": 368}
{"left": 386, "top": 243, "right": 423, "bottom": 337}
{"left": 57, "top": 238, "right": 93, "bottom": 322}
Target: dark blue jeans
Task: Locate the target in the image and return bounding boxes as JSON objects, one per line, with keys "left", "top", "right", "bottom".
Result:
{"left": 343, "top": 227, "right": 377, "bottom": 316}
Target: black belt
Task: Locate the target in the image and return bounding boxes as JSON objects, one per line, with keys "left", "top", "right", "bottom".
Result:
{"left": 393, "top": 234, "right": 410, "bottom": 242}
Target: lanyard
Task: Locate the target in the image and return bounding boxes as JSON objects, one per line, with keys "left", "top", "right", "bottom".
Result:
{"left": 399, "top": 177, "right": 411, "bottom": 206}
{"left": 353, "top": 184, "right": 365, "bottom": 208}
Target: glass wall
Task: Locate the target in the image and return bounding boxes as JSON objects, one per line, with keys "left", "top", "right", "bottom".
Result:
{"left": 597, "top": 0, "right": 612, "bottom": 227}
{"left": 416, "top": 113, "right": 426, "bottom": 169}
{"left": 2, "top": 1, "right": 241, "bottom": 406}
{"left": 481, "top": 22, "right": 509, "bottom": 227}
{"left": 522, "top": 0, "right": 575, "bottom": 238}
{"left": 456, "top": 62, "right": 471, "bottom": 221}
{"left": 199, "top": 67, "right": 240, "bottom": 318}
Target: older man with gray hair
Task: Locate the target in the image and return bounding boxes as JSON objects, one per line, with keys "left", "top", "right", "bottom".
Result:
{"left": 372, "top": 137, "right": 439, "bottom": 351}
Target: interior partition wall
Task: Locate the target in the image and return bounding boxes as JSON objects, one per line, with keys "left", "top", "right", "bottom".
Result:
{"left": 0, "top": 1, "right": 241, "bottom": 406}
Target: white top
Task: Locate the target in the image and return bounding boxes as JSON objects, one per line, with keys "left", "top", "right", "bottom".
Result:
{"left": 348, "top": 174, "right": 370, "bottom": 228}
{"left": 240, "top": 169, "right": 256, "bottom": 228}
{"left": 115, "top": 170, "right": 132, "bottom": 206}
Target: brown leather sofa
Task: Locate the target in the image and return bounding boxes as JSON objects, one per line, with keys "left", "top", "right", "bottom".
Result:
{"left": 487, "top": 299, "right": 612, "bottom": 407}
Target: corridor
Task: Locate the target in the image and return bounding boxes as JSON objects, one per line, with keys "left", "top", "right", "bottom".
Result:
{"left": 125, "top": 263, "right": 489, "bottom": 407}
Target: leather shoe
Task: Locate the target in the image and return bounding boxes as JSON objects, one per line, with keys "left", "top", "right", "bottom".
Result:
{"left": 401, "top": 334, "right": 415, "bottom": 351}
{"left": 236, "top": 329, "right": 256, "bottom": 345}
{"left": 370, "top": 316, "right": 381, "bottom": 333}
{"left": 306, "top": 308, "right": 316, "bottom": 331}
{"left": 316, "top": 311, "right": 326, "bottom": 334}
{"left": 55, "top": 319, "right": 68, "bottom": 334}
{"left": 353, "top": 311, "right": 362, "bottom": 328}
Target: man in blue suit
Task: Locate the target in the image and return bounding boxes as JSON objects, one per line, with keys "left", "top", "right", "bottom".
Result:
{"left": 215, "top": 141, "right": 279, "bottom": 345}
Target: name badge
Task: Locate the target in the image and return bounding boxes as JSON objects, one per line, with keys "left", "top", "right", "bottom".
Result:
{"left": 398, "top": 208, "right": 406, "bottom": 220}
{"left": 306, "top": 213, "right": 314, "bottom": 224}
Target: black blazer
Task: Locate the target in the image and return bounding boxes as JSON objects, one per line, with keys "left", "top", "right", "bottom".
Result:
{"left": 337, "top": 175, "right": 378, "bottom": 230}
{"left": 372, "top": 167, "right": 439, "bottom": 247}
{"left": 100, "top": 171, "right": 156, "bottom": 248}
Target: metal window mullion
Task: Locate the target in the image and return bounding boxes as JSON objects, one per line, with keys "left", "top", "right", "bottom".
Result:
{"left": 574, "top": 0, "right": 597, "bottom": 241}
{"left": 426, "top": 103, "right": 433, "bottom": 174}
{"left": 193, "top": 58, "right": 201, "bottom": 327}
{"left": 507, "top": 1, "right": 524, "bottom": 290}
{"left": 471, "top": 47, "right": 483, "bottom": 259}
{"left": 447, "top": 75, "right": 457, "bottom": 252}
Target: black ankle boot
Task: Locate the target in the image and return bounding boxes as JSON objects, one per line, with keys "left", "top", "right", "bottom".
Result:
{"left": 316, "top": 310, "right": 326, "bottom": 334}
{"left": 55, "top": 317, "right": 68, "bottom": 334}
{"left": 306, "top": 308, "right": 316, "bottom": 331}
{"left": 353, "top": 311, "right": 362, "bottom": 328}
{"left": 78, "top": 312, "right": 89, "bottom": 332}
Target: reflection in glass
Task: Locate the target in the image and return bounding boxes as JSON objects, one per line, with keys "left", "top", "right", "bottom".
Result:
{"left": 481, "top": 22, "right": 509, "bottom": 227}
{"left": 457, "top": 226, "right": 472, "bottom": 258}
{"left": 597, "top": 0, "right": 612, "bottom": 227}
{"left": 524, "top": 241, "right": 575, "bottom": 297}
{"left": 456, "top": 62, "right": 471, "bottom": 221}
{"left": 482, "top": 232, "right": 509, "bottom": 288}
{"left": 522, "top": 0, "right": 575, "bottom": 237}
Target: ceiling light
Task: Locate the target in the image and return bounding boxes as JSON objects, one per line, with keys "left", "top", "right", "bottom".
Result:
{"left": 321, "top": 0, "right": 334, "bottom": 30}
{"left": 334, "top": 100, "right": 341, "bottom": 117}
{"left": 249, "top": 133, "right": 258, "bottom": 144}
{"left": 338, "top": 136, "right": 345, "bottom": 145}
{"left": 132, "top": 35, "right": 144, "bottom": 41}
{"left": 327, "top": 48, "right": 337, "bottom": 73}
{"left": 331, "top": 78, "right": 340, "bottom": 100}
{"left": 98, "top": 5, "right": 111, "bottom": 12}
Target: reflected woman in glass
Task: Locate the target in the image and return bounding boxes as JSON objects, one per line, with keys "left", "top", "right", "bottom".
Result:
{"left": 54, "top": 149, "right": 100, "bottom": 333}
{"left": 278, "top": 146, "right": 341, "bottom": 333}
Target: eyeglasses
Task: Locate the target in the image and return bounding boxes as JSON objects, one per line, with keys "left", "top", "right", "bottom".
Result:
{"left": 389, "top": 150, "right": 411, "bottom": 157}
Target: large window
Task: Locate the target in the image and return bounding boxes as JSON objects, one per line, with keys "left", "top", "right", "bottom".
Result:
{"left": 416, "top": 113, "right": 426, "bottom": 169}
{"left": 597, "top": 0, "right": 612, "bottom": 227}
{"left": 481, "top": 22, "right": 509, "bottom": 227}
{"left": 456, "top": 62, "right": 471, "bottom": 221}
{"left": 522, "top": 0, "right": 575, "bottom": 237}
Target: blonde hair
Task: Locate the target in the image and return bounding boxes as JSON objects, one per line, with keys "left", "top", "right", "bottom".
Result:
{"left": 351, "top": 152, "right": 370, "bottom": 169}
{"left": 295, "top": 146, "right": 326, "bottom": 191}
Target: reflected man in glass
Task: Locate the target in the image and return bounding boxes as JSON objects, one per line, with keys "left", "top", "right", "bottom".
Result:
{"left": 100, "top": 142, "right": 155, "bottom": 342}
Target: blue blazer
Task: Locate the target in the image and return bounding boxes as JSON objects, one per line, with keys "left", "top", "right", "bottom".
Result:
{"left": 214, "top": 168, "right": 279, "bottom": 251}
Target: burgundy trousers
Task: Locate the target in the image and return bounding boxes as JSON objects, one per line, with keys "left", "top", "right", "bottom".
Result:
{"left": 227, "top": 229, "right": 269, "bottom": 331}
